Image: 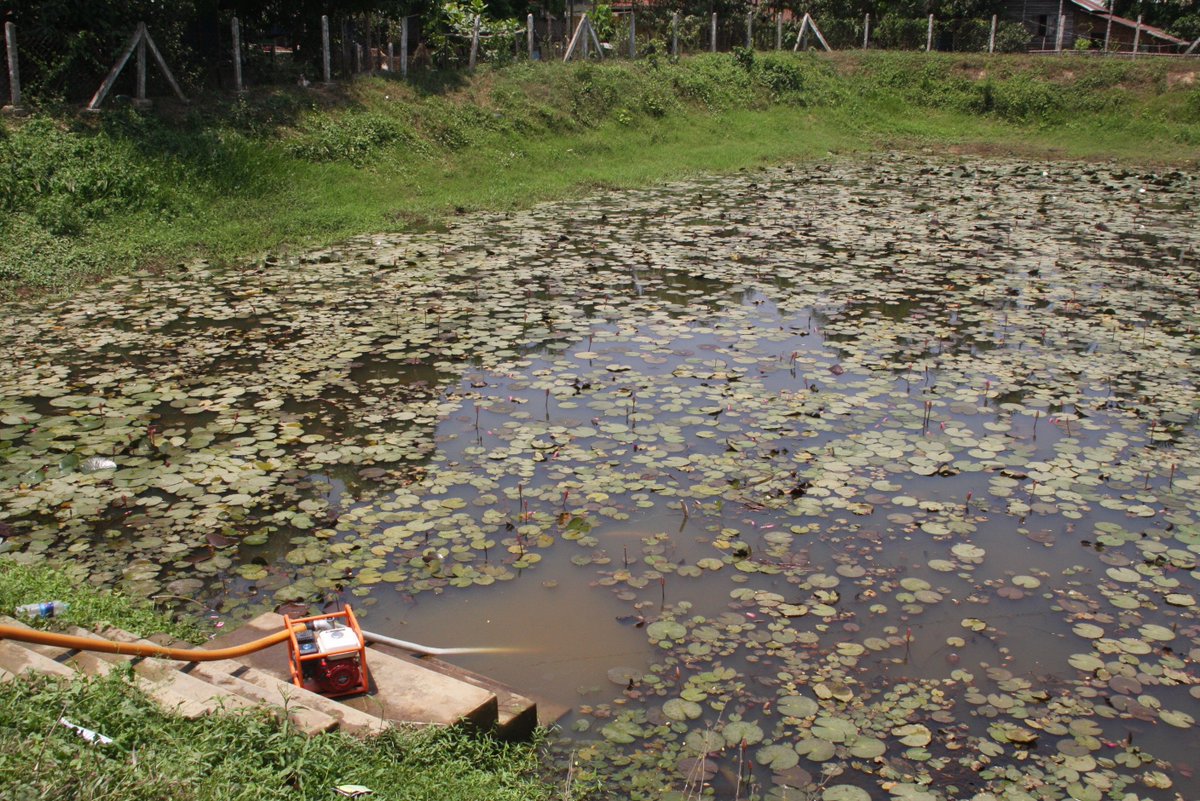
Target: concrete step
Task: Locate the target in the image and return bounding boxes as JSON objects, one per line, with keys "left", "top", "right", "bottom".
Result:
{"left": 184, "top": 659, "right": 388, "bottom": 735}
{"left": 370, "top": 643, "right": 544, "bottom": 740}
{"left": 0, "top": 616, "right": 374, "bottom": 734}
{"left": 179, "top": 662, "right": 339, "bottom": 735}
{"left": 0, "top": 639, "right": 78, "bottom": 681}
{"left": 1, "top": 616, "right": 143, "bottom": 678}
{"left": 206, "top": 613, "right": 498, "bottom": 731}
{"left": 88, "top": 625, "right": 257, "bottom": 720}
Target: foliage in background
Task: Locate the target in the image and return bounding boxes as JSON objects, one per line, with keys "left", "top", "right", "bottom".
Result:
{"left": 0, "top": 670, "right": 559, "bottom": 801}
{"left": 423, "top": 0, "right": 523, "bottom": 66}
{"left": 0, "top": 0, "right": 204, "bottom": 102}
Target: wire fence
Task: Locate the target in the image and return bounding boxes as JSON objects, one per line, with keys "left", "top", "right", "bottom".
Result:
{"left": 2, "top": 11, "right": 1197, "bottom": 110}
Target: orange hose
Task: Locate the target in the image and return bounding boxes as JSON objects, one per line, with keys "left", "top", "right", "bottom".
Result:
{"left": 0, "top": 623, "right": 306, "bottom": 661}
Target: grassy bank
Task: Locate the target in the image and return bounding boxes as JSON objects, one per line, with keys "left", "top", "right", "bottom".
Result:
{"left": 2, "top": 51, "right": 1199, "bottom": 296}
{"left": 0, "top": 672, "right": 558, "bottom": 801}
{"left": 0, "top": 560, "right": 208, "bottom": 642}
{"left": 0, "top": 559, "right": 563, "bottom": 801}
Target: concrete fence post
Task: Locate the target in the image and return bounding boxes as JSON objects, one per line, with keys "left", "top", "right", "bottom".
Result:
{"left": 3, "top": 22, "right": 23, "bottom": 112}
{"left": 231, "top": 17, "right": 244, "bottom": 92}
{"left": 1131, "top": 14, "right": 1142, "bottom": 57}
{"left": 468, "top": 15, "right": 481, "bottom": 69}
{"left": 630, "top": 7, "right": 636, "bottom": 58}
{"left": 746, "top": 11, "right": 752, "bottom": 49}
{"left": 136, "top": 25, "right": 147, "bottom": 105}
{"left": 401, "top": 17, "right": 409, "bottom": 78}
{"left": 1055, "top": 14, "right": 1065, "bottom": 53}
{"left": 863, "top": 13, "right": 870, "bottom": 49}
{"left": 321, "top": 15, "right": 332, "bottom": 83}
{"left": 711, "top": 12, "right": 717, "bottom": 52}
{"left": 926, "top": 14, "right": 934, "bottom": 52}
{"left": 387, "top": 41, "right": 394, "bottom": 72}
{"left": 528, "top": 13, "right": 534, "bottom": 59}
{"left": 672, "top": 12, "right": 679, "bottom": 57}
{"left": 988, "top": 15, "right": 997, "bottom": 54}
{"left": 776, "top": 13, "right": 782, "bottom": 50}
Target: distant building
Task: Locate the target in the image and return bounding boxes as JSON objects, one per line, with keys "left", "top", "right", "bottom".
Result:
{"left": 1003, "top": 0, "right": 1188, "bottom": 52}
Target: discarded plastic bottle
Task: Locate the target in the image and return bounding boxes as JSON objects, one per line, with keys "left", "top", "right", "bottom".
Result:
{"left": 15, "top": 601, "right": 68, "bottom": 619}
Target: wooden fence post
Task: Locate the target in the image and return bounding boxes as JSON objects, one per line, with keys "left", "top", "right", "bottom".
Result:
{"left": 1055, "top": 14, "right": 1065, "bottom": 53}
{"left": 1131, "top": 14, "right": 1142, "bottom": 58}
{"left": 776, "top": 13, "right": 782, "bottom": 50}
{"left": 926, "top": 14, "right": 934, "bottom": 52}
{"left": 672, "top": 12, "right": 679, "bottom": 57}
{"left": 863, "top": 13, "right": 870, "bottom": 49}
{"left": 3, "top": 22, "right": 23, "bottom": 113}
{"left": 528, "top": 13, "right": 534, "bottom": 59}
{"left": 231, "top": 17, "right": 244, "bottom": 92}
{"left": 711, "top": 12, "right": 717, "bottom": 52}
{"left": 469, "top": 15, "right": 481, "bottom": 69}
{"left": 321, "top": 15, "right": 332, "bottom": 83}
{"left": 988, "top": 15, "right": 997, "bottom": 53}
{"left": 401, "top": 17, "right": 408, "bottom": 78}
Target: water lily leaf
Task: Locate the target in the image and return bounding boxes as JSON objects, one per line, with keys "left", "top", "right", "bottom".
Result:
{"left": 777, "top": 695, "right": 818, "bottom": 719}
{"left": 723, "top": 721, "right": 763, "bottom": 747}
{"left": 891, "top": 724, "right": 931, "bottom": 747}
{"left": 663, "top": 699, "right": 703, "bottom": 722}
{"left": 756, "top": 743, "right": 800, "bottom": 771}
{"left": 847, "top": 737, "right": 885, "bottom": 759}
{"left": 822, "top": 786, "right": 870, "bottom": 801}
{"left": 795, "top": 738, "right": 835, "bottom": 762}
{"left": 1159, "top": 709, "right": 1194, "bottom": 728}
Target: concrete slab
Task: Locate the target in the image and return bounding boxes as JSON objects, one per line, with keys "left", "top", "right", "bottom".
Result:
{"left": 182, "top": 659, "right": 390, "bottom": 735}
{"left": 0, "top": 640, "right": 78, "bottom": 681}
{"left": 207, "top": 613, "right": 497, "bottom": 730}
{"left": 370, "top": 644, "right": 544, "bottom": 740}
{"left": 96, "top": 626, "right": 258, "bottom": 720}
{"left": 182, "top": 662, "right": 338, "bottom": 735}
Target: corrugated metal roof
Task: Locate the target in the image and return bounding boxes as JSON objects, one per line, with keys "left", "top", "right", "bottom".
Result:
{"left": 1068, "top": 0, "right": 1187, "bottom": 45}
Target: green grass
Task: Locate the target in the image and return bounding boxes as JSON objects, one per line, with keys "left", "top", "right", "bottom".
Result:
{"left": 0, "top": 670, "right": 558, "bottom": 801}
{"left": 0, "top": 559, "right": 210, "bottom": 642}
{"left": 2, "top": 51, "right": 1198, "bottom": 297}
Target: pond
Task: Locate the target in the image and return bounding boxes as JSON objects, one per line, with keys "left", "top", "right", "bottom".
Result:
{"left": 2, "top": 156, "right": 1199, "bottom": 801}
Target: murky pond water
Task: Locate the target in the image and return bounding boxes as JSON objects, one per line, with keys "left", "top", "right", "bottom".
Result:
{"left": 3, "top": 156, "right": 1200, "bottom": 801}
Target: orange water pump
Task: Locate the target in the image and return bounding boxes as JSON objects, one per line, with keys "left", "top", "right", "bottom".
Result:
{"left": 283, "top": 606, "right": 370, "bottom": 698}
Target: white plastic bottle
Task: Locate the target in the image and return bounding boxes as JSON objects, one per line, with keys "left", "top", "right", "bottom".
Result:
{"left": 15, "top": 601, "right": 68, "bottom": 618}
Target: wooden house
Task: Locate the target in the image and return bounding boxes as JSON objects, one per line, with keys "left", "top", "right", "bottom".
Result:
{"left": 1003, "top": 0, "right": 1188, "bottom": 52}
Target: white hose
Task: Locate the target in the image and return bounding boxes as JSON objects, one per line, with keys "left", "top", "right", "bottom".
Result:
{"left": 361, "top": 629, "right": 520, "bottom": 657}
